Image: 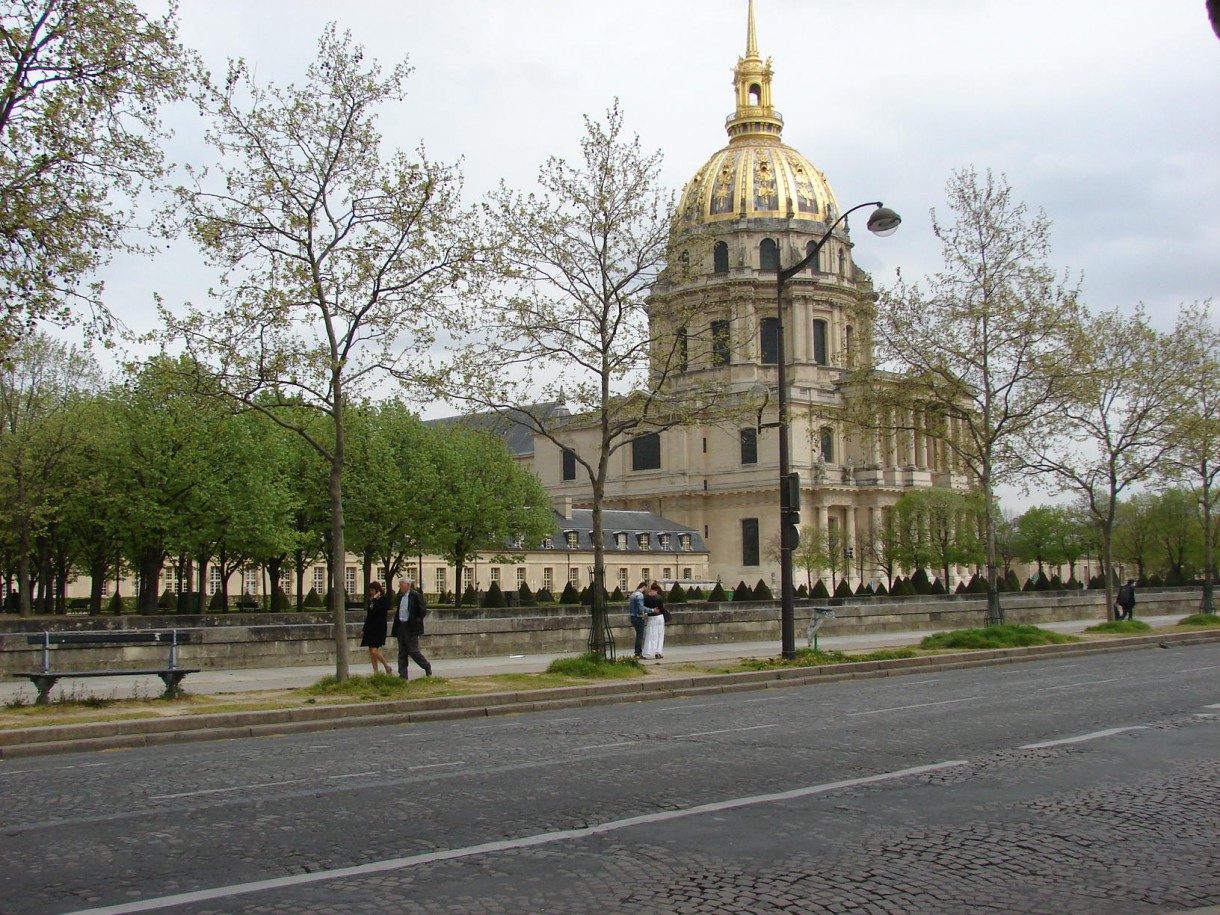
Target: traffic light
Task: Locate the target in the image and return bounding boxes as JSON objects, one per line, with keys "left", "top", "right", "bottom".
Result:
{"left": 783, "top": 471, "right": 800, "bottom": 548}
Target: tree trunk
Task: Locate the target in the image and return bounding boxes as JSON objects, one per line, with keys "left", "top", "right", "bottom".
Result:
{"left": 137, "top": 547, "right": 165, "bottom": 615}
{"left": 329, "top": 376, "right": 351, "bottom": 680}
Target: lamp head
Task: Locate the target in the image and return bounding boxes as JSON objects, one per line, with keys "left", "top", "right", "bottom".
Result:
{"left": 866, "top": 206, "right": 902, "bottom": 237}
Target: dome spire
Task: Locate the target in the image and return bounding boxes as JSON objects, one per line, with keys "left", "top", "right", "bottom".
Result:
{"left": 728, "top": 1, "right": 783, "bottom": 145}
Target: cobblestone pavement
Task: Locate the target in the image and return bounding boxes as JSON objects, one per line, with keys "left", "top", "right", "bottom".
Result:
{"left": 163, "top": 722, "right": 1217, "bottom": 915}
{"left": 2, "top": 643, "right": 1217, "bottom": 914}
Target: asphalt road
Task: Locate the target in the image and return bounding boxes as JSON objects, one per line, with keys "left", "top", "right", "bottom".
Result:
{"left": 1, "top": 642, "right": 1217, "bottom": 914}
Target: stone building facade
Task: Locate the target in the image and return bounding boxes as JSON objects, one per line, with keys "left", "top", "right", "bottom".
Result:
{"left": 530, "top": 2, "right": 968, "bottom": 590}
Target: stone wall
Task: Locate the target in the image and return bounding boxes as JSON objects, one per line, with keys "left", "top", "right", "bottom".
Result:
{"left": 0, "top": 588, "right": 1204, "bottom": 674}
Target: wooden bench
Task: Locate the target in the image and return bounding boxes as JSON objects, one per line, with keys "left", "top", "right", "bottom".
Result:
{"left": 15, "top": 630, "right": 199, "bottom": 705}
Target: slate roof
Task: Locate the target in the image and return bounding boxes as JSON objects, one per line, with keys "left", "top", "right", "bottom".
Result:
{"left": 544, "top": 509, "right": 708, "bottom": 555}
{"left": 427, "top": 404, "right": 568, "bottom": 457}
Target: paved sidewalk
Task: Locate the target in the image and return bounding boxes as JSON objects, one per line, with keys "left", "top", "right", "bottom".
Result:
{"left": 0, "top": 613, "right": 1182, "bottom": 704}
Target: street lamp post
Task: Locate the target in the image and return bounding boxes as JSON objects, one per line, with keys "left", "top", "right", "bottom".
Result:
{"left": 774, "top": 201, "right": 900, "bottom": 659}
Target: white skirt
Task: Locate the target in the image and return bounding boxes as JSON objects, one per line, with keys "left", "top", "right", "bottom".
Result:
{"left": 641, "top": 615, "right": 666, "bottom": 658}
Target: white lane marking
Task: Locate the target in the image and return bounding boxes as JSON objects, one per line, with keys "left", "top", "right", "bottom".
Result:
{"left": 408, "top": 762, "right": 464, "bottom": 771}
{"left": 1205, "top": 703, "right": 1220, "bottom": 709}
{"left": 1042, "top": 676, "right": 1129, "bottom": 691}
{"left": 672, "top": 724, "right": 780, "bottom": 738}
{"left": 328, "top": 772, "right": 378, "bottom": 780}
{"left": 1178, "top": 666, "right": 1220, "bottom": 673}
{"left": 150, "top": 779, "right": 308, "bottom": 800}
{"left": 655, "top": 702, "right": 717, "bottom": 712}
{"left": 574, "top": 742, "right": 636, "bottom": 751}
{"left": 846, "top": 696, "right": 982, "bottom": 717}
{"left": 63, "top": 759, "right": 968, "bottom": 915}
{"left": 1020, "top": 726, "right": 1151, "bottom": 749}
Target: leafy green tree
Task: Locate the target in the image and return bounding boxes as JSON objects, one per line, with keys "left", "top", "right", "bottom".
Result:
{"left": 0, "top": 0, "right": 194, "bottom": 353}
{"left": 162, "top": 28, "right": 479, "bottom": 678}
{"left": 344, "top": 402, "right": 439, "bottom": 593}
{"left": 1153, "top": 488, "right": 1202, "bottom": 584}
{"left": 426, "top": 424, "right": 556, "bottom": 608}
{"left": 1024, "top": 306, "right": 1183, "bottom": 616}
{"left": 1160, "top": 302, "right": 1220, "bottom": 611}
{"left": 0, "top": 333, "right": 99, "bottom": 613}
{"left": 852, "top": 169, "right": 1085, "bottom": 624}
{"left": 1013, "top": 506, "right": 1068, "bottom": 578}
{"left": 94, "top": 358, "right": 238, "bottom": 614}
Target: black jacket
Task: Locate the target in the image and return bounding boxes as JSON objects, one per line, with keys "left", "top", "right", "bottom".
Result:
{"left": 391, "top": 589, "right": 427, "bottom": 637}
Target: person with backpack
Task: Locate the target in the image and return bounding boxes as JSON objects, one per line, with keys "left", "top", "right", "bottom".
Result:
{"left": 1115, "top": 579, "right": 1136, "bottom": 621}
{"left": 392, "top": 578, "right": 432, "bottom": 678}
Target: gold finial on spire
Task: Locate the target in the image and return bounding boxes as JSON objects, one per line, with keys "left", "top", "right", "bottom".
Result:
{"left": 728, "top": 0, "right": 783, "bottom": 144}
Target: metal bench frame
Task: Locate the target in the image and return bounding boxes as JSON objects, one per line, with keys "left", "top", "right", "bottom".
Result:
{"left": 16, "top": 630, "right": 200, "bottom": 705}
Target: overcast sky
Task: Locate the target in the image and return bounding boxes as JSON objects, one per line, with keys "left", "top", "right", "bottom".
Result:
{"left": 109, "top": 0, "right": 1218, "bottom": 340}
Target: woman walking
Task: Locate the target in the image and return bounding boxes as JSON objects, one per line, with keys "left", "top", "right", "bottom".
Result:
{"left": 360, "top": 581, "right": 394, "bottom": 675}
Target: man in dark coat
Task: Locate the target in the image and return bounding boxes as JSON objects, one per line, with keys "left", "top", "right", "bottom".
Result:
{"left": 1116, "top": 579, "right": 1136, "bottom": 621}
{"left": 391, "top": 578, "right": 432, "bottom": 679}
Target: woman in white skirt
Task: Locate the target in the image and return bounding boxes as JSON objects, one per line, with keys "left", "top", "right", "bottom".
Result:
{"left": 641, "top": 581, "right": 667, "bottom": 659}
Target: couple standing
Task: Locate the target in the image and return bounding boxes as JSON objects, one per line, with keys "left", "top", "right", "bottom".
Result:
{"left": 360, "top": 578, "right": 432, "bottom": 678}
{"left": 628, "top": 580, "right": 668, "bottom": 659}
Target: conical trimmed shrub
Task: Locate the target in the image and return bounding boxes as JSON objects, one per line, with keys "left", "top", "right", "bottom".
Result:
{"left": 707, "top": 582, "right": 728, "bottom": 602}
{"left": 834, "top": 579, "right": 853, "bottom": 598}
{"left": 753, "top": 579, "right": 773, "bottom": 600}
{"left": 732, "top": 580, "right": 753, "bottom": 601}
{"left": 482, "top": 581, "right": 506, "bottom": 608}
{"left": 303, "top": 587, "right": 323, "bottom": 608}
{"left": 667, "top": 582, "right": 687, "bottom": 603}
{"left": 560, "top": 581, "right": 580, "bottom": 604}
{"left": 810, "top": 579, "right": 830, "bottom": 599}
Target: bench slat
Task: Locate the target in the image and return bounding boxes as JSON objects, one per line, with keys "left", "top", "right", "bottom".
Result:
{"left": 25, "top": 632, "right": 194, "bottom": 646}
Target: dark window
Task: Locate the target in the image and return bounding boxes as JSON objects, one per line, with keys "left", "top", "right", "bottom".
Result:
{"left": 806, "top": 240, "right": 820, "bottom": 272}
{"left": 760, "top": 317, "right": 779, "bottom": 365}
{"left": 759, "top": 238, "right": 779, "bottom": 272}
{"left": 812, "top": 319, "right": 828, "bottom": 366}
{"left": 742, "top": 519, "right": 760, "bottom": 567}
{"left": 740, "top": 428, "right": 758, "bottom": 464}
{"left": 820, "top": 428, "right": 834, "bottom": 463}
{"left": 713, "top": 241, "right": 729, "bottom": 274}
{"left": 711, "top": 320, "right": 731, "bottom": 367}
{"left": 561, "top": 448, "right": 576, "bottom": 481}
{"left": 677, "top": 327, "right": 688, "bottom": 372}
{"left": 631, "top": 433, "right": 661, "bottom": 471}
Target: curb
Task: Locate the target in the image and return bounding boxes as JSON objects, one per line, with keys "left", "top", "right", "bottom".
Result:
{"left": 2, "top": 629, "right": 1216, "bottom": 760}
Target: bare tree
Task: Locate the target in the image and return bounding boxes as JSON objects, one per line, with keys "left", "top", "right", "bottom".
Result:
{"left": 161, "top": 27, "right": 479, "bottom": 678}
{"left": 1023, "top": 306, "right": 1182, "bottom": 616}
{"left": 0, "top": 0, "right": 194, "bottom": 353}
{"left": 445, "top": 103, "right": 716, "bottom": 657}
{"left": 1160, "top": 301, "right": 1219, "bottom": 613}
{"left": 848, "top": 168, "right": 1085, "bottom": 624}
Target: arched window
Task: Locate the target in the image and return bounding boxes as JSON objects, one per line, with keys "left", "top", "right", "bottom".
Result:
{"left": 806, "top": 240, "right": 820, "bottom": 273}
{"left": 759, "top": 238, "right": 778, "bottom": 272}
{"left": 820, "top": 428, "right": 834, "bottom": 463}
{"left": 713, "top": 241, "right": 729, "bottom": 274}
{"left": 812, "top": 319, "right": 828, "bottom": 366}
{"left": 844, "top": 325, "right": 854, "bottom": 360}
{"left": 748, "top": 83, "right": 762, "bottom": 106}
{"left": 760, "top": 317, "right": 779, "bottom": 364}
{"left": 677, "top": 327, "right": 688, "bottom": 372}
{"left": 838, "top": 249, "right": 847, "bottom": 276}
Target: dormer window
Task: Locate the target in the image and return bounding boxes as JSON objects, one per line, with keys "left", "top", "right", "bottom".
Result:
{"left": 680, "top": 534, "right": 692, "bottom": 552}
{"left": 637, "top": 533, "right": 650, "bottom": 550}
{"left": 565, "top": 531, "right": 579, "bottom": 549}
{"left": 659, "top": 534, "right": 671, "bottom": 550}
{"left": 615, "top": 532, "right": 628, "bottom": 551}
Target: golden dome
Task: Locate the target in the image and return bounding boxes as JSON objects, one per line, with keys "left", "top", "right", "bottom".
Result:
{"left": 678, "top": 142, "right": 840, "bottom": 226}
{"left": 677, "top": 0, "right": 841, "bottom": 227}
